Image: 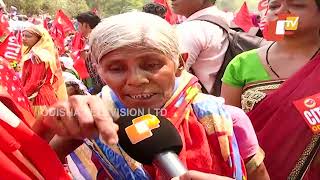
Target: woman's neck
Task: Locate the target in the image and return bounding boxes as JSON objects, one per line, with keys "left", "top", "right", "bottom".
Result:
{"left": 276, "top": 31, "right": 320, "bottom": 53}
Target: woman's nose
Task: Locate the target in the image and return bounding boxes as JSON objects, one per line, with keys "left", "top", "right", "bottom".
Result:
{"left": 126, "top": 69, "right": 149, "bottom": 87}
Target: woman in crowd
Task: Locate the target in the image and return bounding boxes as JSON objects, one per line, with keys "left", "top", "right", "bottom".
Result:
{"left": 221, "top": 0, "right": 320, "bottom": 178}
{"left": 60, "top": 56, "right": 89, "bottom": 96}
{"left": 43, "top": 12, "right": 269, "bottom": 179}
{"left": 21, "top": 25, "right": 67, "bottom": 120}
{"left": 0, "top": 57, "right": 70, "bottom": 179}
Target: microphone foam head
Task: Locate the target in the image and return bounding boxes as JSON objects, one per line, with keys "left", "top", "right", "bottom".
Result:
{"left": 117, "top": 114, "right": 183, "bottom": 164}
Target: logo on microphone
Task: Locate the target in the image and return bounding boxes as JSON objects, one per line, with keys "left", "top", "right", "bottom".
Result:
{"left": 125, "top": 114, "right": 160, "bottom": 144}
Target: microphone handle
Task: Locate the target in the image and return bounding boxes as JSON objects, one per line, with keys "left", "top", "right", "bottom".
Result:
{"left": 153, "top": 151, "right": 188, "bottom": 178}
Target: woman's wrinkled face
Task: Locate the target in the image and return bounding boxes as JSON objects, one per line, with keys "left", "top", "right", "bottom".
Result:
{"left": 22, "top": 31, "right": 40, "bottom": 47}
{"left": 98, "top": 46, "right": 178, "bottom": 109}
{"left": 267, "top": 0, "right": 320, "bottom": 34}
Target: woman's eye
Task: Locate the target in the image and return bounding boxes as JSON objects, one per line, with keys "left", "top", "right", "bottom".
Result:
{"left": 269, "top": 4, "right": 281, "bottom": 10}
{"left": 143, "top": 63, "right": 162, "bottom": 70}
{"left": 108, "top": 65, "right": 125, "bottom": 73}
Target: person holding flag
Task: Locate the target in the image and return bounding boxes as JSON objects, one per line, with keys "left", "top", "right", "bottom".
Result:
{"left": 21, "top": 25, "right": 67, "bottom": 120}
{"left": 73, "top": 11, "right": 103, "bottom": 94}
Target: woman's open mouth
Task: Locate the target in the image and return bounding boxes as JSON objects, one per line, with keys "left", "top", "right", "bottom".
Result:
{"left": 128, "top": 93, "right": 156, "bottom": 100}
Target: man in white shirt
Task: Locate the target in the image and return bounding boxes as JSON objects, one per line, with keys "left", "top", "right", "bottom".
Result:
{"left": 172, "top": 0, "right": 233, "bottom": 93}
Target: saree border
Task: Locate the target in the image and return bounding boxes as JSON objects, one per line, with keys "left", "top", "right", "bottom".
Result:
{"left": 241, "top": 79, "right": 285, "bottom": 112}
{"left": 245, "top": 147, "right": 265, "bottom": 174}
{"left": 288, "top": 134, "right": 320, "bottom": 179}
{"left": 242, "top": 79, "right": 286, "bottom": 92}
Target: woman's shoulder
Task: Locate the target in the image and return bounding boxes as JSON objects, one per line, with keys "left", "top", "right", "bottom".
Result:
{"left": 230, "top": 49, "right": 261, "bottom": 66}
{"left": 192, "top": 93, "right": 251, "bottom": 124}
{"left": 225, "top": 49, "right": 262, "bottom": 76}
{"left": 222, "top": 49, "right": 262, "bottom": 87}
{"left": 223, "top": 105, "right": 249, "bottom": 123}
{"left": 193, "top": 93, "right": 225, "bottom": 106}
{"left": 192, "top": 93, "right": 231, "bottom": 118}
{"left": 192, "top": 93, "right": 247, "bottom": 118}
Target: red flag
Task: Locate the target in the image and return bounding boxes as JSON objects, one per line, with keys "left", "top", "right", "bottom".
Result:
{"left": 50, "top": 24, "right": 65, "bottom": 55}
{"left": 154, "top": 0, "right": 178, "bottom": 24}
{"left": 233, "top": 2, "right": 255, "bottom": 32}
{"left": 70, "top": 32, "right": 85, "bottom": 61}
{"left": 53, "top": 10, "right": 75, "bottom": 35}
{"left": 73, "top": 57, "right": 89, "bottom": 79}
{"left": 0, "top": 32, "right": 22, "bottom": 63}
{"left": 50, "top": 10, "right": 75, "bottom": 55}
{"left": 71, "top": 33, "right": 89, "bottom": 79}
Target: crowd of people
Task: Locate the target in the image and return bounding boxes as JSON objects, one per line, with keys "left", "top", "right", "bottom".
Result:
{"left": 0, "top": 0, "right": 319, "bottom": 179}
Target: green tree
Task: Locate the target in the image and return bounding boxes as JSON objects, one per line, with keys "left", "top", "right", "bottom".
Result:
{"left": 42, "top": 0, "right": 89, "bottom": 17}
{"left": 5, "top": 0, "right": 261, "bottom": 18}
{"left": 216, "top": 0, "right": 259, "bottom": 13}
{"left": 4, "top": 0, "right": 89, "bottom": 16}
{"left": 86, "top": 0, "right": 147, "bottom": 17}
{"left": 4, "top": 0, "right": 44, "bottom": 15}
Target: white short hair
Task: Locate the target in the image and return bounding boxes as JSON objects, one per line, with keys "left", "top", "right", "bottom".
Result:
{"left": 89, "top": 12, "right": 180, "bottom": 68}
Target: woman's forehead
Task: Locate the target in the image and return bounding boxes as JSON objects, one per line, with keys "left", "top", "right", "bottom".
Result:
{"left": 100, "top": 45, "right": 168, "bottom": 62}
{"left": 23, "top": 30, "right": 39, "bottom": 37}
{"left": 23, "top": 31, "right": 33, "bottom": 35}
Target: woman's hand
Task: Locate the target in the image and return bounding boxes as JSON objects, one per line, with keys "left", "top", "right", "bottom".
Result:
{"left": 41, "top": 95, "right": 119, "bottom": 145}
{"left": 172, "top": 171, "right": 234, "bottom": 180}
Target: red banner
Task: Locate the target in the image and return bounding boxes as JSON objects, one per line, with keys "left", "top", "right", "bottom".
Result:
{"left": 0, "top": 32, "right": 22, "bottom": 63}
{"left": 294, "top": 93, "right": 320, "bottom": 134}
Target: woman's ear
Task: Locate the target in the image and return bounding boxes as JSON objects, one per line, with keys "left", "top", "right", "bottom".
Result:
{"left": 92, "top": 61, "right": 101, "bottom": 75}
{"left": 175, "top": 53, "right": 188, "bottom": 77}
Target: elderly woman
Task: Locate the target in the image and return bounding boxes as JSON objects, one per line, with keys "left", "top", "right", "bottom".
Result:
{"left": 42, "top": 12, "right": 268, "bottom": 179}
{"left": 21, "top": 25, "right": 67, "bottom": 120}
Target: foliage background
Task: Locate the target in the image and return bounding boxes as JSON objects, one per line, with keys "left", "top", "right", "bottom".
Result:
{"left": 3, "top": 0, "right": 260, "bottom": 18}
